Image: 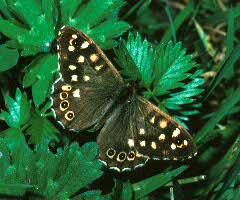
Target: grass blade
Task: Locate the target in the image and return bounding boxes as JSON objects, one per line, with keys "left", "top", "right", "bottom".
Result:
{"left": 132, "top": 166, "right": 188, "bottom": 199}
{"left": 195, "top": 86, "right": 240, "bottom": 145}
{"left": 204, "top": 44, "right": 240, "bottom": 99}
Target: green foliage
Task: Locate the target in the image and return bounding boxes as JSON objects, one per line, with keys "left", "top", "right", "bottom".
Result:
{"left": 25, "top": 113, "right": 60, "bottom": 145}
{"left": 23, "top": 54, "right": 58, "bottom": 107}
{"left": 0, "top": 138, "right": 103, "bottom": 199}
{"left": 0, "top": 0, "right": 240, "bottom": 200}
{"left": 196, "top": 86, "right": 240, "bottom": 146}
{"left": 112, "top": 180, "right": 133, "bottom": 200}
{"left": 0, "top": 0, "right": 56, "bottom": 56}
{"left": 59, "top": 0, "right": 131, "bottom": 49}
{"left": 0, "top": 89, "right": 31, "bottom": 129}
{"left": 0, "top": 45, "right": 19, "bottom": 71}
{"left": 132, "top": 166, "right": 188, "bottom": 199}
{"left": 115, "top": 33, "right": 155, "bottom": 88}
{"left": 115, "top": 35, "right": 205, "bottom": 124}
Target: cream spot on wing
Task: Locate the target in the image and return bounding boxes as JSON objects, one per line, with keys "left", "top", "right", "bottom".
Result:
{"left": 150, "top": 116, "right": 155, "bottom": 124}
{"left": 136, "top": 152, "right": 142, "bottom": 157}
{"left": 140, "top": 141, "right": 146, "bottom": 147}
{"left": 95, "top": 65, "right": 104, "bottom": 71}
{"left": 72, "top": 89, "right": 80, "bottom": 98}
{"left": 188, "top": 156, "right": 192, "bottom": 159}
{"left": 159, "top": 134, "right": 166, "bottom": 140}
{"left": 173, "top": 158, "right": 178, "bottom": 160}
{"left": 159, "top": 120, "right": 168, "bottom": 128}
{"left": 62, "top": 85, "right": 72, "bottom": 91}
{"left": 81, "top": 41, "right": 89, "bottom": 49}
{"left": 172, "top": 128, "right": 181, "bottom": 137}
{"left": 139, "top": 128, "right": 145, "bottom": 135}
{"left": 68, "top": 46, "right": 75, "bottom": 51}
{"left": 69, "top": 65, "right": 77, "bottom": 70}
{"left": 90, "top": 54, "right": 98, "bottom": 62}
{"left": 177, "top": 144, "right": 184, "bottom": 148}
{"left": 72, "top": 34, "right": 77, "bottom": 39}
{"left": 171, "top": 143, "right": 177, "bottom": 150}
{"left": 71, "top": 75, "right": 78, "bottom": 82}
{"left": 128, "top": 139, "right": 134, "bottom": 147}
{"left": 151, "top": 142, "right": 157, "bottom": 149}
{"left": 184, "top": 140, "right": 188, "bottom": 146}
{"left": 83, "top": 75, "right": 90, "bottom": 82}
{"left": 69, "top": 39, "right": 74, "bottom": 45}
{"left": 77, "top": 55, "right": 85, "bottom": 63}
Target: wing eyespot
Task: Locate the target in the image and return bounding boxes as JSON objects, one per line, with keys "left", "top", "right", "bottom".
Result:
{"left": 60, "top": 92, "right": 68, "bottom": 100}
{"left": 65, "top": 111, "right": 74, "bottom": 121}
{"left": 60, "top": 100, "right": 69, "bottom": 111}
{"left": 127, "top": 151, "right": 135, "bottom": 161}
{"left": 106, "top": 148, "right": 116, "bottom": 159}
{"left": 117, "top": 152, "right": 126, "bottom": 162}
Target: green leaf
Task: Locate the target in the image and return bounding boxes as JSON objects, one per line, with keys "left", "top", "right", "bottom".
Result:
{"left": 43, "top": 143, "right": 103, "bottom": 199}
{"left": 0, "top": 0, "right": 56, "bottom": 56}
{"left": 59, "top": 0, "right": 131, "bottom": 50}
{"left": 152, "top": 41, "right": 204, "bottom": 114}
{"left": 23, "top": 54, "right": 58, "bottom": 106}
{"left": 132, "top": 166, "right": 188, "bottom": 199}
{"left": 0, "top": 128, "right": 25, "bottom": 142}
{"left": 153, "top": 41, "right": 197, "bottom": 96}
{"left": 73, "top": 190, "right": 107, "bottom": 200}
{"left": 25, "top": 114, "right": 59, "bottom": 145}
{"left": 0, "top": 138, "right": 103, "bottom": 199}
{"left": 0, "top": 45, "right": 19, "bottom": 71}
{"left": 0, "top": 183, "right": 35, "bottom": 197}
{"left": 115, "top": 33, "right": 155, "bottom": 88}
{"left": 0, "top": 89, "right": 31, "bottom": 129}
{"left": 0, "top": 137, "right": 35, "bottom": 186}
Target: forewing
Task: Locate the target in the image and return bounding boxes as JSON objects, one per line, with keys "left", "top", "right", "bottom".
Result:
{"left": 52, "top": 26, "right": 124, "bottom": 131}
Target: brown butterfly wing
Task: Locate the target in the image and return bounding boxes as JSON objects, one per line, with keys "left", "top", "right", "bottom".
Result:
{"left": 51, "top": 26, "right": 124, "bottom": 131}
{"left": 97, "top": 95, "right": 197, "bottom": 172}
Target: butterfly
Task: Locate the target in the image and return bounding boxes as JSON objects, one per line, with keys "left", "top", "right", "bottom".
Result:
{"left": 51, "top": 26, "right": 197, "bottom": 172}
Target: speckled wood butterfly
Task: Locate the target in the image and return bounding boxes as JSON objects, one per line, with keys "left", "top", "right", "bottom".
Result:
{"left": 51, "top": 26, "right": 197, "bottom": 172}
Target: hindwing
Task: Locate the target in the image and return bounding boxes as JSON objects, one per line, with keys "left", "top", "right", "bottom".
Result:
{"left": 97, "top": 95, "right": 197, "bottom": 172}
